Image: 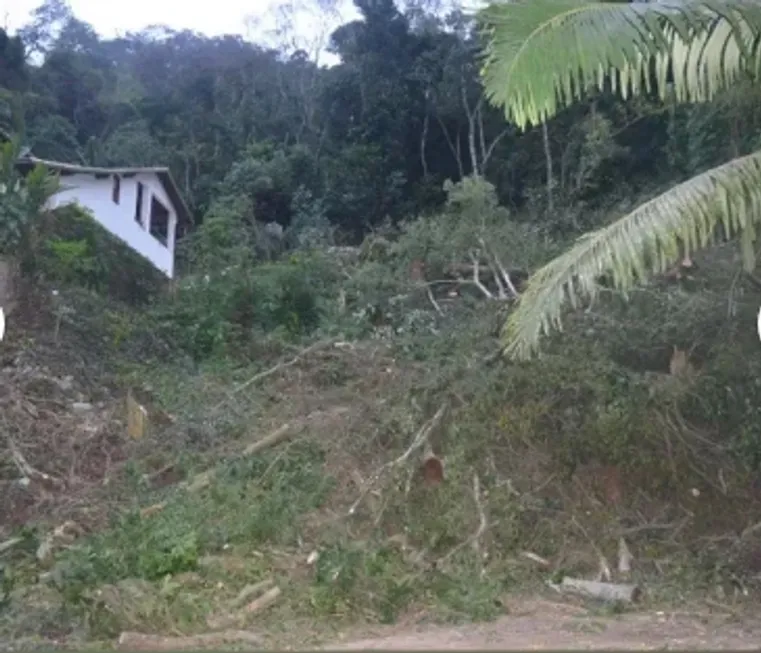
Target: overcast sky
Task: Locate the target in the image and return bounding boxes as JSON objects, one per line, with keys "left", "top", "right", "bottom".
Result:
{"left": 3, "top": 0, "right": 484, "bottom": 65}
{"left": 2, "top": 0, "right": 359, "bottom": 55}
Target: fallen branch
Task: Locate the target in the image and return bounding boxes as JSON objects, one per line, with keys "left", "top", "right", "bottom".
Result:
{"left": 117, "top": 630, "right": 262, "bottom": 651}
{"left": 183, "top": 407, "right": 350, "bottom": 494}
{"left": 210, "top": 339, "right": 334, "bottom": 413}
{"left": 469, "top": 253, "right": 495, "bottom": 299}
{"left": 206, "top": 584, "right": 281, "bottom": 630}
{"left": 242, "top": 423, "right": 293, "bottom": 457}
{"left": 6, "top": 435, "right": 63, "bottom": 489}
{"left": 348, "top": 404, "right": 447, "bottom": 516}
{"left": 0, "top": 537, "right": 22, "bottom": 555}
{"left": 233, "top": 578, "right": 275, "bottom": 608}
{"left": 243, "top": 585, "right": 281, "bottom": 614}
{"left": 548, "top": 577, "right": 641, "bottom": 603}
{"left": 437, "top": 472, "right": 489, "bottom": 567}
{"left": 521, "top": 551, "right": 551, "bottom": 568}
{"left": 139, "top": 502, "right": 166, "bottom": 518}
{"left": 426, "top": 286, "right": 444, "bottom": 316}
{"left": 477, "top": 237, "right": 519, "bottom": 299}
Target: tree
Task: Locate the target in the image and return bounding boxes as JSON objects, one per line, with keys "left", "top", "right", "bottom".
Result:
{"left": 479, "top": 0, "right": 761, "bottom": 360}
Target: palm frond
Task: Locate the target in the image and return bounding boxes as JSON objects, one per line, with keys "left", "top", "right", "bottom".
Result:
{"left": 504, "top": 151, "right": 761, "bottom": 360}
{"left": 479, "top": 0, "right": 761, "bottom": 130}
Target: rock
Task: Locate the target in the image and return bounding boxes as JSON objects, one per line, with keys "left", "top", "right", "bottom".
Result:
{"left": 71, "top": 402, "right": 93, "bottom": 414}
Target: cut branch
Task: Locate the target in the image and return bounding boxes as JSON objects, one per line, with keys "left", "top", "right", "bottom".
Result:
{"left": 549, "top": 577, "right": 641, "bottom": 603}
{"left": 437, "top": 472, "right": 489, "bottom": 568}
{"left": 182, "top": 406, "right": 349, "bottom": 493}
{"left": 470, "top": 253, "right": 495, "bottom": 299}
{"left": 348, "top": 404, "right": 447, "bottom": 516}
{"left": 6, "top": 435, "right": 63, "bottom": 488}
{"left": 211, "top": 339, "right": 333, "bottom": 412}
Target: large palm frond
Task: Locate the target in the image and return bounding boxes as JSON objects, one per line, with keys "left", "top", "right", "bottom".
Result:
{"left": 479, "top": 0, "right": 761, "bottom": 130}
{"left": 504, "top": 151, "right": 761, "bottom": 360}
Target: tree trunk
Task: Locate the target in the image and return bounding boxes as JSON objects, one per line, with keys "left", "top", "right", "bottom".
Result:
{"left": 421, "top": 111, "right": 430, "bottom": 178}
{"left": 436, "top": 115, "right": 464, "bottom": 179}
{"left": 462, "top": 83, "right": 480, "bottom": 176}
{"left": 542, "top": 120, "right": 554, "bottom": 213}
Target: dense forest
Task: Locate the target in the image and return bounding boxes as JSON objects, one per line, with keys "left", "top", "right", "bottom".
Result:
{"left": 3, "top": 0, "right": 761, "bottom": 645}
{"left": 5, "top": 0, "right": 759, "bottom": 246}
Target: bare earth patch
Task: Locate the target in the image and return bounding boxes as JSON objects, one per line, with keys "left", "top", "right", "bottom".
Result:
{"left": 328, "top": 600, "right": 761, "bottom": 650}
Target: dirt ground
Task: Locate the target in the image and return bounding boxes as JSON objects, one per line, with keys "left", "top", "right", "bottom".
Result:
{"left": 328, "top": 599, "right": 761, "bottom": 650}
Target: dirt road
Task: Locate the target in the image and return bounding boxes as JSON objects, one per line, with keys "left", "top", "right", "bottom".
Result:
{"left": 330, "top": 599, "right": 761, "bottom": 650}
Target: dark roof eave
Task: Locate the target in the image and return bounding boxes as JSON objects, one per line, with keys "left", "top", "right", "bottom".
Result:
{"left": 15, "top": 155, "right": 193, "bottom": 227}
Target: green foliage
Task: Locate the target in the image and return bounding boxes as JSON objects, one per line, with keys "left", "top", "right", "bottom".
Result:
{"left": 287, "top": 186, "right": 335, "bottom": 249}
{"left": 55, "top": 441, "right": 332, "bottom": 598}
{"left": 479, "top": 0, "right": 761, "bottom": 359}
{"left": 479, "top": 0, "right": 761, "bottom": 131}
{"left": 0, "top": 134, "right": 59, "bottom": 258}
{"left": 155, "top": 251, "right": 341, "bottom": 360}
{"left": 7, "top": 0, "right": 761, "bottom": 644}
{"left": 393, "top": 176, "right": 552, "bottom": 276}
{"left": 35, "top": 204, "right": 165, "bottom": 303}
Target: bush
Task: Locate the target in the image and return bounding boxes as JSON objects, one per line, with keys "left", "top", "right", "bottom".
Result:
{"left": 35, "top": 204, "right": 166, "bottom": 304}
{"left": 154, "top": 251, "right": 342, "bottom": 360}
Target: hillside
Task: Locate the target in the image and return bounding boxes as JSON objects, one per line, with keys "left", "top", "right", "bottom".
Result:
{"left": 3, "top": 0, "right": 761, "bottom": 649}
{"left": 2, "top": 210, "right": 761, "bottom": 648}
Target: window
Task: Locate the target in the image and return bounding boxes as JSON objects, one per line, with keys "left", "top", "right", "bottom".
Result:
{"left": 134, "top": 182, "right": 144, "bottom": 226}
{"left": 112, "top": 174, "right": 121, "bottom": 204}
{"left": 149, "top": 196, "right": 170, "bottom": 247}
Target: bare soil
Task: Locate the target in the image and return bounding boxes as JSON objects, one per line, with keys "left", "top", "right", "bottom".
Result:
{"left": 329, "top": 599, "right": 761, "bottom": 650}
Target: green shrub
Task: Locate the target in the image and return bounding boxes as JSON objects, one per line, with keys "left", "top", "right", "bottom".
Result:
{"left": 35, "top": 204, "right": 165, "bottom": 303}
{"left": 54, "top": 441, "right": 333, "bottom": 601}
{"left": 154, "top": 251, "right": 341, "bottom": 360}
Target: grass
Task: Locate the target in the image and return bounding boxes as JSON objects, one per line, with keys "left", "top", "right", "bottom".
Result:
{"left": 4, "top": 238, "right": 761, "bottom": 647}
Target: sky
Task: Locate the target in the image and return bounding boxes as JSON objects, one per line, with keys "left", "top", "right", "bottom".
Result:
{"left": 2, "top": 0, "right": 484, "bottom": 65}
{"left": 2, "top": 0, "right": 359, "bottom": 59}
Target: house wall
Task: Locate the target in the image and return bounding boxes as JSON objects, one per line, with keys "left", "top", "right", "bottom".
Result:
{"left": 47, "top": 172, "right": 177, "bottom": 278}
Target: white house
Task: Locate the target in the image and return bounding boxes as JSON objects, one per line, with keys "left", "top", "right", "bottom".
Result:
{"left": 15, "top": 156, "right": 192, "bottom": 279}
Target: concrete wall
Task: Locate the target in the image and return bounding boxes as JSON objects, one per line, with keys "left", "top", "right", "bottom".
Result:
{"left": 48, "top": 172, "right": 177, "bottom": 278}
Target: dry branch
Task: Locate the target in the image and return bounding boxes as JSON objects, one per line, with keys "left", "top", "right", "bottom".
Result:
{"left": 232, "top": 578, "right": 275, "bottom": 608}
{"left": 469, "top": 253, "right": 495, "bottom": 299}
{"left": 241, "top": 423, "right": 293, "bottom": 457}
{"left": 206, "top": 583, "right": 281, "bottom": 630}
{"left": 618, "top": 537, "right": 633, "bottom": 577}
{"left": 243, "top": 585, "right": 281, "bottom": 614}
{"left": 549, "top": 577, "right": 641, "bottom": 603}
{"left": 210, "top": 339, "right": 333, "bottom": 413}
{"left": 6, "top": 434, "right": 63, "bottom": 489}
{"left": 437, "top": 472, "right": 489, "bottom": 567}
{"left": 426, "top": 285, "right": 445, "bottom": 316}
{"left": 0, "top": 537, "right": 22, "bottom": 555}
{"left": 182, "top": 406, "right": 349, "bottom": 494}
{"left": 348, "top": 404, "right": 447, "bottom": 516}
{"left": 478, "top": 236, "right": 519, "bottom": 298}
{"left": 521, "top": 551, "right": 551, "bottom": 568}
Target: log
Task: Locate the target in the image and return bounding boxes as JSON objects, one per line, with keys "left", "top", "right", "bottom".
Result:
{"left": 117, "top": 630, "right": 262, "bottom": 650}
{"left": 206, "top": 583, "right": 281, "bottom": 630}
{"left": 553, "top": 577, "right": 641, "bottom": 603}
{"left": 244, "top": 585, "right": 281, "bottom": 613}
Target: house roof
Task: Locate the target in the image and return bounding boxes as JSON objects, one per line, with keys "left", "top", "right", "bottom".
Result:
{"left": 15, "top": 155, "right": 193, "bottom": 227}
